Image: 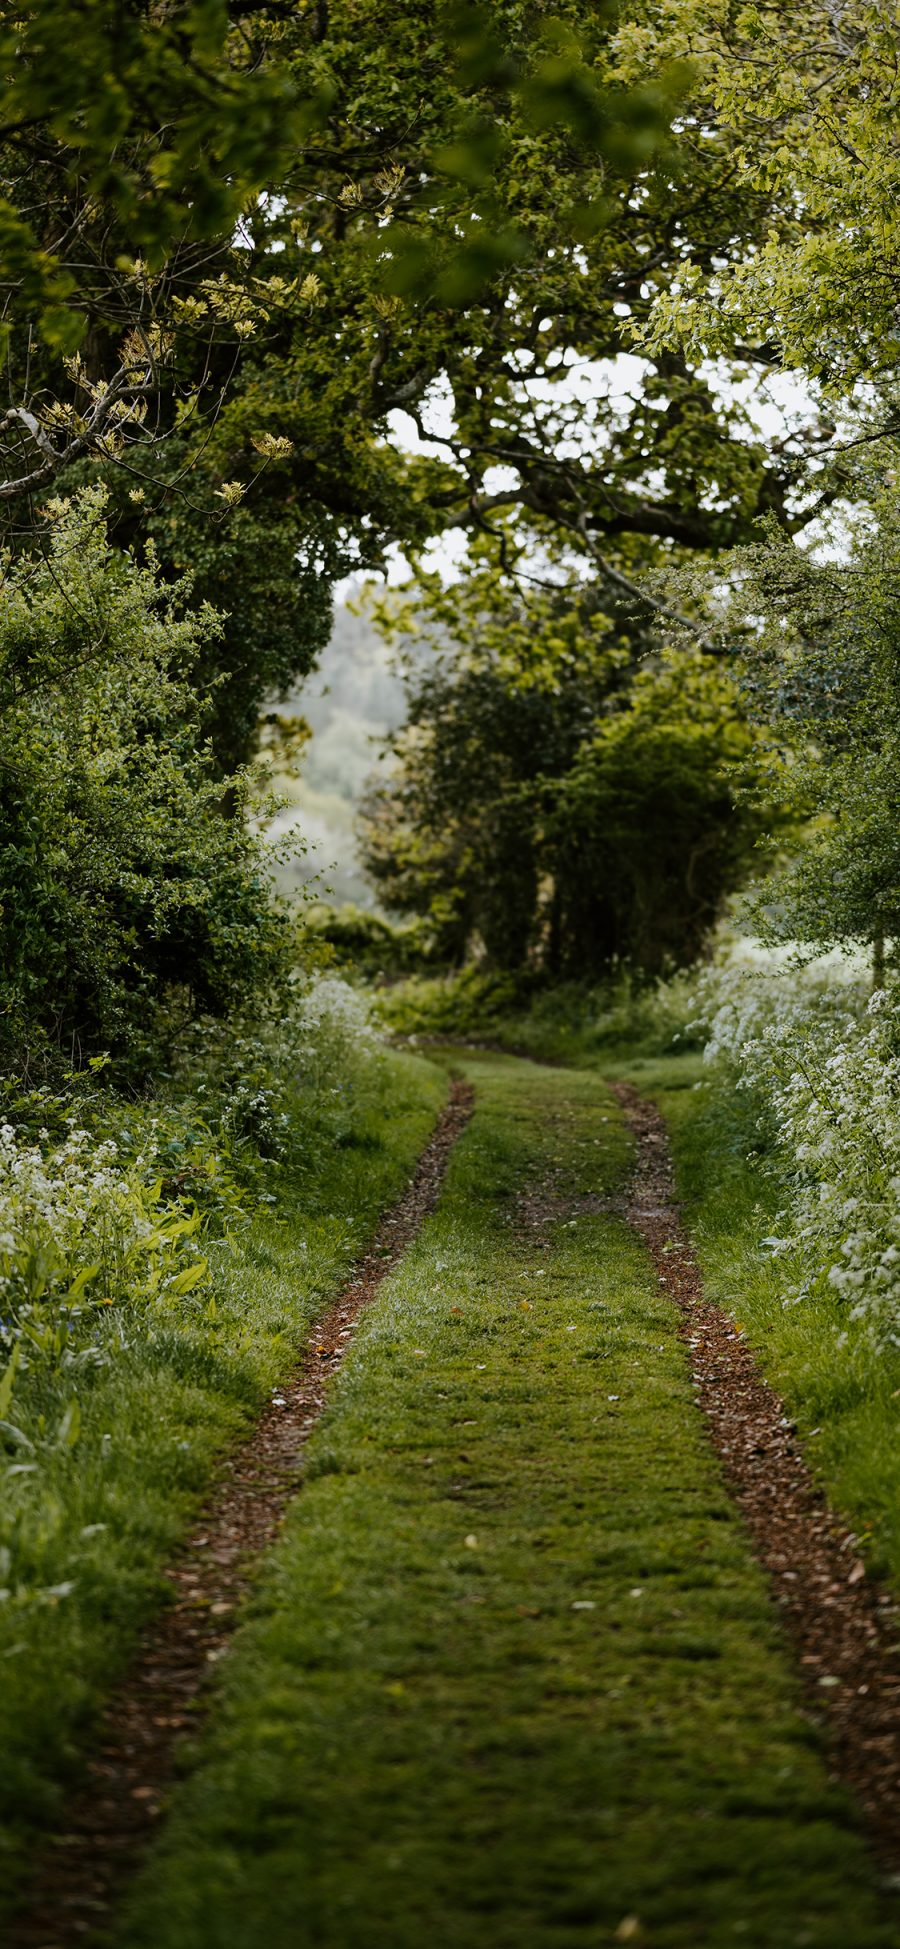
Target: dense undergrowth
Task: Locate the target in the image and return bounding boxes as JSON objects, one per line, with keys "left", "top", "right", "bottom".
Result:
{"left": 374, "top": 964, "right": 707, "bottom": 1062}
{"left": 0, "top": 979, "right": 445, "bottom": 1916}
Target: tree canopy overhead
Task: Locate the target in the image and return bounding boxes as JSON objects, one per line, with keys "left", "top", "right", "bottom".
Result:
{"left": 0, "top": 1, "right": 801, "bottom": 769}
{"left": 5, "top": 0, "right": 892, "bottom": 1001}
{"left": 2, "top": 0, "right": 830, "bottom": 564}
{"left": 643, "top": 1, "right": 900, "bottom": 397}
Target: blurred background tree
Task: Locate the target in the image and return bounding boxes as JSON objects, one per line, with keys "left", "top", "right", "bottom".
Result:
{"left": 360, "top": 570, "right": 771, "bottom": 976}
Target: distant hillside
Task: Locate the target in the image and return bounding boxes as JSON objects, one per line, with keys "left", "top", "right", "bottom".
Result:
{"left": 266, "top": 588, "right": 427, "bottom": 908}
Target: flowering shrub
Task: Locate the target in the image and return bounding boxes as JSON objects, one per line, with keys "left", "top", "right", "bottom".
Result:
{"left": 179, "top": 974, "right": 384, "bottom": 1170}
{"left": 291, "top": 976, "right": 382, "bottom": 1085}
{"left": 689, "top": 948, "right": 866, "bottom": 1070}
{"left": 0, "top": 973, "right": 384, "bottom": 1417}
{"left": 0, "top": 1110, "right": 248, "bottom": 1442}
{"left": 689, "top": 950, "right": 900, "bottom": 1342}
{"left": 0, "top": 970, "right": 388, "bottom": 1626}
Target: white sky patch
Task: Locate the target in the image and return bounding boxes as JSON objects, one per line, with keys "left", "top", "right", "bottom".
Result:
{"left": 335, "top": 355, "right": 825, "bottom": 600}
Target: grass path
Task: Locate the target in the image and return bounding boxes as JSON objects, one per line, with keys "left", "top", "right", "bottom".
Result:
{"left": 113, "top": 1052, "right": 893, "bottom": 1949}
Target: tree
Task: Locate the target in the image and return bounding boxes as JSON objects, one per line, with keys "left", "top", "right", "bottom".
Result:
{"left": 629, "top": 0, "right": 900, "bottom": 977}
{"left": 360, "top": 581, "right": 768, "bottom": 975}
{"left": 5, "top": 1, "right": 839, "bottom": 768}
{"left": 0, "top": 1, "right": 328, "bottom": 492}
{"left": 642, "top": 1, "right": 900, "bottom": 400}
{"left": 688, "top": 483, "right": 900, "bottom": 973}
{"left": 550, "top": 649, "right": 771, "bottom": 974}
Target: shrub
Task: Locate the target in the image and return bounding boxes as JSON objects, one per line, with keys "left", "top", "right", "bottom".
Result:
{"left": 0, "top": 490, "right": 289, "bottom": 1072}
{"left": 299, "top": 903, "right": 434, "bottom": 976}
{"left": 360, "top": 625, "right": 771, "bottom": 979}
{"left": 689, "top": 952, "right": 900, "bottom": 1342}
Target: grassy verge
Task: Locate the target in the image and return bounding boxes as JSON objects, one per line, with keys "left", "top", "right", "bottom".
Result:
{"left": 623, "top": 1049, "right": 900, "bottom": 1593}
{"left": 120, "top": 1052, "right": 892, "bottom": 1949}
{"left": 0, "top": 1046, "right": 445, "bottom": 1919}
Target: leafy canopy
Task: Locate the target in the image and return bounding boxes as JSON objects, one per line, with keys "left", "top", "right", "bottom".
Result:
{"left": 642, "top": 0, "right": 900, "bottom": 395}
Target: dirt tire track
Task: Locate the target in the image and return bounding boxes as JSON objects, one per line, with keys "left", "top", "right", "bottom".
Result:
{"left": 8, "top": 1080, "right": 473, "bottom": 1949}
{"left": 612, "top": 1079, "right": 900, "bottom": 1875}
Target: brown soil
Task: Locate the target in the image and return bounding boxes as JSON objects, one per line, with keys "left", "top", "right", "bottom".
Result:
{"left": 8, "top": 1081, "right": 473, "bottom": 1949}
{"left": 611, "top": 1080, "right": 900, "bottom": 1875}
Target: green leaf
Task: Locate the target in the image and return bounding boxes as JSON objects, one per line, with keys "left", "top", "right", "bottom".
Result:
{"left": 167, "top": 1258, "right": 209, "bottom": 1297}
{"left": 0, "top": 1344, "right": 21, "bottom": 1422}
{"left": 66, "top": 1264, "right": 100, "bottom": 1303}
{"left": 56, "top": 1399, "right": 81, "bottom": 1450}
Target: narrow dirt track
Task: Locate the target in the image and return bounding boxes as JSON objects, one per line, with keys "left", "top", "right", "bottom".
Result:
{"left": 612, "top": 1079, "right": 900, "bottom": 1875}
{"left": 8, "top": 1081, "right": 473, "bottom": 1949}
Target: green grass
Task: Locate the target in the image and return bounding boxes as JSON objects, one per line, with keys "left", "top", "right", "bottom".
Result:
{"left": 118, "top": 1052, "right": 893, "bottom": 1949}
{"left": 630, "top": 1050, "right": 900, "bottom": 1592}
{"left": 465, "top": 973, "right": 900, "bottom": 1603}
{"left": 0, "top": 1047, "right": 445, "bottom": 1920}
{"left": 375, "top": 969, "right": 702, "bottom": 1066}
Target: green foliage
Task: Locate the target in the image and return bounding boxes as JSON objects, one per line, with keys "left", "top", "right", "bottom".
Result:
{"left": 374, "top": 966, "right": 529, "bottom": 1041}
{"left": 0, "top": 0, "right": 828, "bottom": 804}
{"left": 142, "top": 487, "right": 337, "bottom": 774}
{"left": 0, "top": 0, "right": 323, "bottom": 347}
{"left": 377, "top": 962, "right": 707, "bottom": 1061}
{"left": 0, "top": 1116, "right": 234, "bottom": 1362}
{"left": 642, "top": 0, "right": 900, "bottom": 395}
{"left": 0, "top": 490, "right": 288, "bottom": 1067}
{"left": 2, "top": 0, "right": 805, "bottom": 746}
{"left": 552, "top": 650, "right": 773, "bottom": 974}
{"left": 650, "top": 1042, "right": 900, "bottom": 1593}
{"left": 679, "top": 486, "right": 900, "bottom": 963}
{"left": 0, "top": 1037, "right": 445, "bottom": 1918}
{"left": 299, "top": 903, "right": 434, "bottom": 976}
{"left": 361, "top": 583, "right": 769, "bottom": 977}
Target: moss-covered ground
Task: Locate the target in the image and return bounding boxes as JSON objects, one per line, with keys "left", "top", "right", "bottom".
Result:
{"left": 118, "top": 1052, "right": 894, "bottom": 1949}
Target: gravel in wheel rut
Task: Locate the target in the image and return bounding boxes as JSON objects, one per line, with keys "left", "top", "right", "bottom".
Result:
{"left": 8, "top": 1080, "right": 473, "bottom": 1949}
{"left": 612, "top": 1078, "right": 900, "bottom": 1878}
